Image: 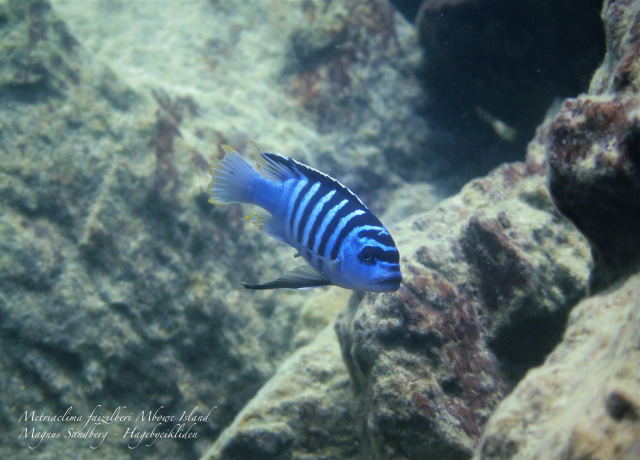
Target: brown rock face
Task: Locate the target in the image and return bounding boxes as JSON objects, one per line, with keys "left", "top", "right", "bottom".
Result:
{"left": 474, "top": 2, "right": 640, "bottom": 459}
{"left": 336, "top": 1, "right": 639, "bottom": 458}
{"left": 547, "top": 0, "right": 640, "bottom": 292}
{"left": 547, "top": 95, "right": 640, "bottom": 292}
{"left": 475, "top": 273, "right": 640, "bottom": 460}
{"left": 335, "top": 158, "right": 591, "bottom": 459}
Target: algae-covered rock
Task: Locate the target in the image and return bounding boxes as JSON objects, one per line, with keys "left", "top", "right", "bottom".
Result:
{"left": 2, "top": 0, "right": 631, "bottom": 459}
{"left": 474, "top": 2, "right": 640, "bottom": 459}
{"left": 51, "top": 0, "right": 433, "bottom": 205}
{"left": 0, "top": 1, "right": 294, "bottom": 457}
{"left": 475, "top": 273, "right": 640, "bottom": 460}
{"left": 335, "top": 149, "right": 592, "bottom": 459}
{"left": 0, "top": 0, "right": 435, "bottom": 459}
{"left": 547, "top": 0, "right": 640, "bottom": 293}
{"left": 201, "top": 325, "right": 358, "bottom": 460}
{"left": 547, "top": 94, "right": 640, "bottom": 292}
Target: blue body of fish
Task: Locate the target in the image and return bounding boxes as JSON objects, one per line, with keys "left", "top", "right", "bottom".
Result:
{"left": 208, "top": 142, "right": 402, "bottom": 292}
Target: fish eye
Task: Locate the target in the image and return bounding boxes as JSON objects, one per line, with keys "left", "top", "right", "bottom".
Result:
{"left": 358, "top": 249, "right": 375, "bottom": 265}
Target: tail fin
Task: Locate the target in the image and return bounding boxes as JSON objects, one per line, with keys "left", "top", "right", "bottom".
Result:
{"left": 208, "top": 145, "right": 262, "bottom": 204}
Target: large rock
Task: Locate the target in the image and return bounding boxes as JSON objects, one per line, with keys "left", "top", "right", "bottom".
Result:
{"left": 51, "top": 0, "right": 434, "bottom": 207}
{"left": 547, "top": 93, "right": 640, "bottom": 292}
{"left": 474, "top": 2, "right": 640, "bottom": 459}
{"left": 334, "top": 2, "right": 639, "bottom": 457}
{"left": 475, "top": 273, "right": 640, "bottom": 460}
{"left": 201, "top": 325, "right": 358, "bottom": 460}
{"left": 0, "top": 0, "right": 433, "bottom": 459}
{"left": 2, "top": 0, "right": 631, "bottom": 459}
{"left": 0, "top": 1, "right": 296, "bottom": 457}
{"left": 547, "top": 0, "right": 640, "bottom": 292}
{"left": 335, "top": 132, "right": 592, "bottom": 458}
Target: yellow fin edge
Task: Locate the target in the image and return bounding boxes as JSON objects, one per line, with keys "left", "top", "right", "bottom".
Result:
{"left": 243, "top": 211, "right": 269, "bottom": 230}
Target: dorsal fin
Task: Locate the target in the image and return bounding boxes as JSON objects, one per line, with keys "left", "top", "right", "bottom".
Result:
{"left": 247, "top": 141, "right": 367, "bottom": 208}
{"left": 248, "top": 141, "right": 300, "bottom": 181}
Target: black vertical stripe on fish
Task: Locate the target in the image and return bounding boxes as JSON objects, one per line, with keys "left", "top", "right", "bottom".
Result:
{"left": 295, "top": 182, "right": 325, "bottom": 243}
{"left": 302, "top": 189, "right": 336, "bottom": 247}
{"left": 293, "top": 182, "right": 321, "bottom": 242}
{"left": 317, "top": 200, "right": 362, "bottom": 258}
{"left": 289, "top": 180, "right": 313, "bottom": 236}
{"left": 357, "top": 228, "right": 396, "bottom": 249}
{"left": 329, "top": 213, "right": 381, "bottom": 259}
{"left": 306, "top": 191, "right": 344, "bottom": 252}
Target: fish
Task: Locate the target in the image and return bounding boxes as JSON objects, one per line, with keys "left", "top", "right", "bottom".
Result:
{"left": 475, "top": 106, "right": 517, "bottom": 142}
{"left": 207, "top": 141, "right": 402, "bottom": 292}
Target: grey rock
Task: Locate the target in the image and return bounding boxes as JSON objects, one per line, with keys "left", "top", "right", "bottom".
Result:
{"left": 335, "top": 153, "right": 591, "bottom": 459}
{"left": 474, "top": 273, "right": 640, "bottom": 460}
{"left": 0, "top": 0, "right": 436, "bottom": 458}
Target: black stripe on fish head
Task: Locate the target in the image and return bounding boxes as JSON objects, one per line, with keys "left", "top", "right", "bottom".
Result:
{"left": 357, "top": 228, "right": 396, "bottom": 249}
{"left": 329, "top": 212, "right": 381, "bottom": 260}
{"left": 357, "top": 245, "right": 400, "bottom": 265}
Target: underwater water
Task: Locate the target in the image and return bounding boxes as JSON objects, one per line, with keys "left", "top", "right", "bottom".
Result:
{"left": 0, "top": 0, "right": 638, "bottom": 459}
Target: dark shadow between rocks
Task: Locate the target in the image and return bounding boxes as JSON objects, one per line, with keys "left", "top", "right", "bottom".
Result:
{"left": 417, "top": 0, "right": 605, "bottom": 191}
{"left": 487, "top": 300, "right": 571, "bottom": 385}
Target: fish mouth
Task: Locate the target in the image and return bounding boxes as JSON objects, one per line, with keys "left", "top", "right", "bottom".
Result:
{"left": 371, "top": 274, "right": 403, "bottom": 292}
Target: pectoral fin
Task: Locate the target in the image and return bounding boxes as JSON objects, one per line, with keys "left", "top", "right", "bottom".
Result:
{"left": 242, "top": 264, "right": 331, "bottom": 290}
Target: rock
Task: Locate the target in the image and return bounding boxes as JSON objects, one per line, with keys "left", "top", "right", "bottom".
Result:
{"left": 200, "top": 326, "right": 358, "bottom": 460}
{"left": 51, "top": 0, "right": 433, "bottom": 198}
{"left": 474, "top": 2, "right": 640, "bottom": 459}
{"left": 416, "top": 0, "right": 605, "bottom": 186}
{"left": 0, "top": 0, "right": 79, "bottom": 95}
{"left": 0, "top": 0, "right": 436, "bottom": 458}
{"left": 2, "top": 0, "right": 630, "bottom": 459}
{"left": 335, "top": 154, "right": 591, "bottom": 458}
{"left": 590, "top": 0, "right": 640, "bottom": 95}
{"left": 547, "top": 0, "right": 640, "bottom": 293}
{"left": 474, "top": 273, "right": 640, "bottom": 460}
{"left": 380, "top": 181, "right": 442, "bottom": 224}
{"left": 547, "top": 94, "right": 640, "bottom": 292}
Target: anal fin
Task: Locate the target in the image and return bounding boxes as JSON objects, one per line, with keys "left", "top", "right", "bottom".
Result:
{"left": 242, "top": 264, "right": 331, "bottom": 290}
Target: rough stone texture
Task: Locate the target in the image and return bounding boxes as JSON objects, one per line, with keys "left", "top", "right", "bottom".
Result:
{"left": 335, "top": 148, "right": 592, "bottom": 459}
{"left": 547, "top": 0, "right": 640, "bottom": 293}
{"left": 51, "top": 0, "right": 437, "bottom": 208}
{"left": 473, "top": 2, "right": 640, "bottom": 459}
{"left": 1, "top": 1, "right": 631, "bottom": 460}
{"left": 198, "top": 85, "right": 595, "bottom": 460}
{"left": 475, "top": 273, "right": 640, "bottom": 460}
{"left": 416, "top": 0, "right": 605, "bottom": 188}
{"left": 0, "top": 0, "right": 431, "bottom": 459}
{"left": 201, "top": 326, "right": 358, "bottom": 460}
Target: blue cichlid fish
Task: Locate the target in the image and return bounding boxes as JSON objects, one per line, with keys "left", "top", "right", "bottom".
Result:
{"left": 208, "top": 142, "right": 402, "bottom": 292}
